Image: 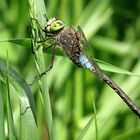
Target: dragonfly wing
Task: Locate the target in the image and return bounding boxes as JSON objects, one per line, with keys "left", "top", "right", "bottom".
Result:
{"left": 91, "top": 58, "right": 104, "bottom": 80}
{"left": 77, "top": 26, "right": 89, "bottom": 48}
{"left": 76, "top": 26, "right": 103, "bottom": 79}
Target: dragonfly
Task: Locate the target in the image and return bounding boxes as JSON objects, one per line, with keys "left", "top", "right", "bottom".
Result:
{"left": 34, "top": 16, "right": 140, "bottom": 118}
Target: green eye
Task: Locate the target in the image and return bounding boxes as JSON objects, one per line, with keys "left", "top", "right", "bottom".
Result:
{"left": 50, "top": 20, "right": 64, "bottom": 32}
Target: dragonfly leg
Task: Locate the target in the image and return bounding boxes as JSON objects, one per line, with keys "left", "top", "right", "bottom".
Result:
{"left": 43, "top": 43, "right": 56, "bottom": 51}
{"left": 29, "top": 44, "right": 57, "bottom": 86}
{"left": 29, "top": 43, "right": 57, "bottom": 86}
{"left": 35, "top": 44, "right": 57, "bottom": 80}
{"left": 37, "top": 36, "right": 54, "bottom": 43}
{"left": 31, "top": 17, "right": 46, "bottom": 32}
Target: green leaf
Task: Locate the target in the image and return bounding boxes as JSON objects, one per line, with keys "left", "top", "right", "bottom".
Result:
{"left": 0, "top": 82, "right": 6, "bottom": 140}
{"left": 19, "top": 97, "right": 38, "bottom": 140}
{"left": 76, "top": 116, "right": 94, "bottom": 140}
{"left": 93, "top": 103, "right": 98, "bottom": 140}
{"left": 1, "top": 38, "right": 64, "bottom": 56}
{"left": 95, "top": 58, "right": 140, "bottom": 77}
{"left": 2, "top": 38, "right": 140, "bottom": 77}
{"left": 0, "top": 59, "right": 37, "bottom": 124}
{"left": 0, "top": 38, "right": 32, "bottom": 49}
{"left": 29, "top": 0, "right": 55, "bottom": 139}
{"left": 5, "top": 52, "right": 16, "bottom": 139}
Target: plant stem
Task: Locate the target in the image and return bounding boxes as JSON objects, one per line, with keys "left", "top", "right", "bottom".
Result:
{"left": 28, "top": 0, "right": 55, "bottom": 139}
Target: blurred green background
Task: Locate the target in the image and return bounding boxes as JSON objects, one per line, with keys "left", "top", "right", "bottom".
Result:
{"left": 0, "top": 0, "right": 140, "bottom": 140}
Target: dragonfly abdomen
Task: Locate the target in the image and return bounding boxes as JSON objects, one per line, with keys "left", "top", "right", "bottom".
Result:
{"left": 79, "top": 54, "right": 95, "bottom": 71}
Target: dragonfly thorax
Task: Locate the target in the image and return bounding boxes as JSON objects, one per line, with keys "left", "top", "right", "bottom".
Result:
{"left": 55, "top": 28, "right": 83, "bottom": 66}
{"left": 55, "top": 28, "right": 80, "bottom": 50}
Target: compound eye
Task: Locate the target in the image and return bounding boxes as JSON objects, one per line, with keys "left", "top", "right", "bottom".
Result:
{"left": 56, "top": 21, "right": 64, "bottom": 26}
{"left": 50, "top": 20, "right": 64, "bottom": 32}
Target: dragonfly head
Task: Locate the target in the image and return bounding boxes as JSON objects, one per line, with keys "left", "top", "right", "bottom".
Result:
{"left": 45, "top": 17, "right": 65, "bottom": 33}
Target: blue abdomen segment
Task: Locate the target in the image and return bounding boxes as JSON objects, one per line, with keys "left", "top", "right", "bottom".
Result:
{"left": 79, "top": 54, "right": 95, "bottom": 71}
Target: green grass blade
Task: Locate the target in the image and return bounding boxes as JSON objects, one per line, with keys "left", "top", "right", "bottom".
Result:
{"left": 28, "top": 0, "right": 55, "bottom": 139}
{"left": 76, "top": 116, "right": 94, "bottom": 140}
{"left": 111, "top": 127, "right": 140, "bottom": 140}
{"left": 93, "top": 102, "right": 98, "bottom": 140}
{"left": 96, "top": 58, "right": 140, "bottom": 77}
{"left": 0, "top": 59, "right": 37, "bottom": 124}
{"left": 0, "top": 38, "right": 32, "bottom": 49}
{"left": 0, "top": 81, "right": 6, "bottom": 140}
{"left": 5, "top": 52, "right": 16, "bottom": 140}
{"left": 19, "top": 96, "right": 38, "bottom": 140}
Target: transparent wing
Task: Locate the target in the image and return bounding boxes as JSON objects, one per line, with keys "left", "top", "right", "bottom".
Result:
{"left": 77, "top": 26, "right": 89, "bottom": 48}
{"left": 91, "top": 57, "right": 104, "bottom": 80}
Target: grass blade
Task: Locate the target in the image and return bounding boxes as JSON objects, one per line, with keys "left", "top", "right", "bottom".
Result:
{"left": 5, "top": 52, "right": 16, "bottom": 140}
{"left": 76, "top": 116, "right": 94, "bottom": 140}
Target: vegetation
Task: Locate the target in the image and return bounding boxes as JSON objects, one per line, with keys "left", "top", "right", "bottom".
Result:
{"left": 0, "top": 0, "right": 140, "bottom": 140}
